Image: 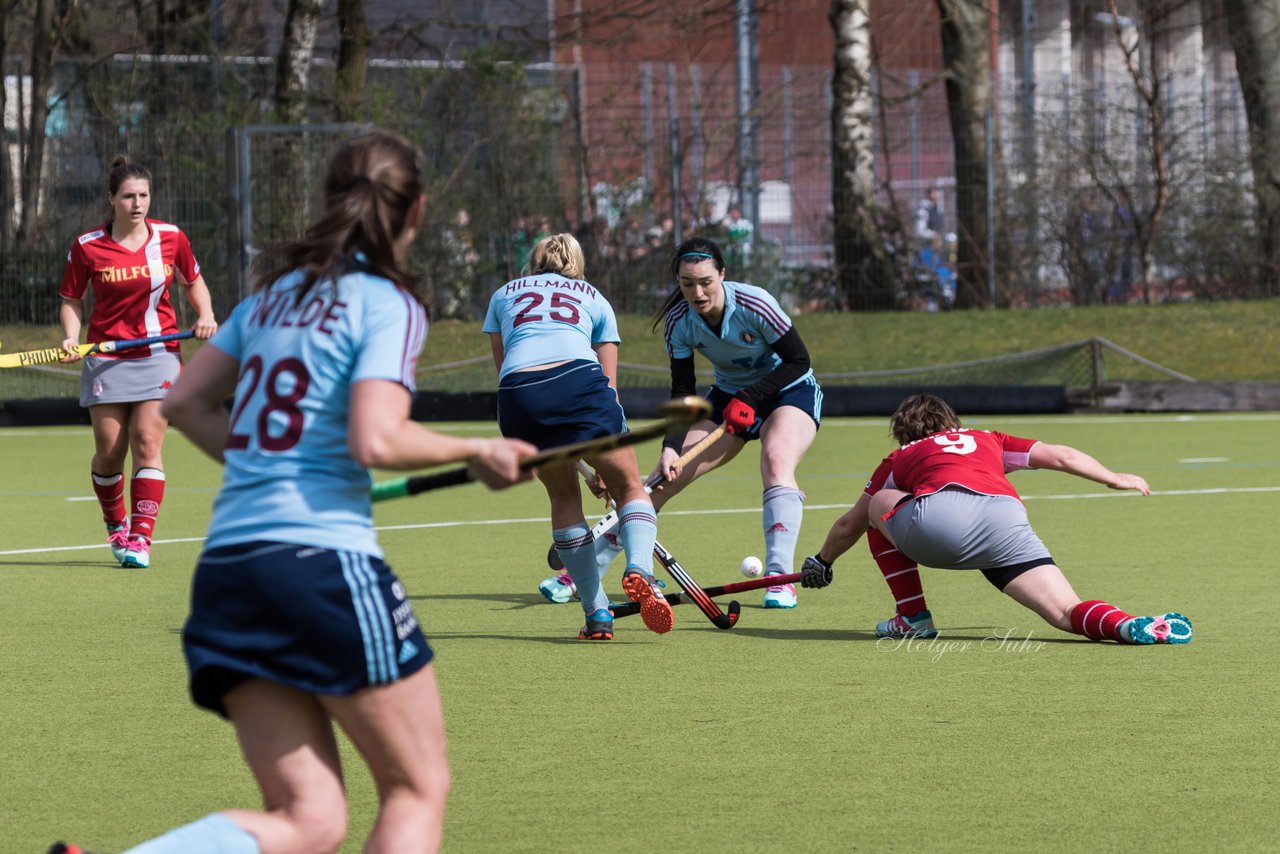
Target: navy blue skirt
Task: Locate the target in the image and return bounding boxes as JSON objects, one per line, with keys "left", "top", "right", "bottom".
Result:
{"left": 497, "top": 359, "right": 627, "bottom": 449}
{"left": 183, "top": 541, "right": 434, "bottom": 718}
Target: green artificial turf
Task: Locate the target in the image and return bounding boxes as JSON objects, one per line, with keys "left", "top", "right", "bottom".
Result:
{"left": 4, "top": 297, "right": 1279, "bottom": 401}
{"left": 1, "top": 413, "right": 1277, "bottom": 851}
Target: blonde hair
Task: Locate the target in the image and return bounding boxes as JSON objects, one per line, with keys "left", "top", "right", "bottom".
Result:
{"left": 890, "top": 393, "right": 963, "bottom": 445}
{"left": 527, "top": 233, "right": 585, "bottom": 279}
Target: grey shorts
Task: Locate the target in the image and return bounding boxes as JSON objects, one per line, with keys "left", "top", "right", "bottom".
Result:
{"left": 883, "top": 487, "right": 1052, "bottom": 572}
{"left": 80, "top": 352, "right": 182, "bottom": 407}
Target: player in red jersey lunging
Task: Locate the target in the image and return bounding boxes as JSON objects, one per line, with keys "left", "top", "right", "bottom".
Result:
{"left": 58, "top": 155, "right": 218, "bottom": 569}
{"left": 805, "top": 394, "right": 1191, "bottom": 644}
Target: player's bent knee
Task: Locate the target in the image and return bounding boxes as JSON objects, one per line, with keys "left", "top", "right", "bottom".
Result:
{"left": 290, "top": 802, "right": 349, "bottom": 854}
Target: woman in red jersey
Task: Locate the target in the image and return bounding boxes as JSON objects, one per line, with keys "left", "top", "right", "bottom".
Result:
{"left": 805, "top": 394, "right": 1191, "bottom": 644}
{"left": 58, "top": 154, "right": 218, "bottom": 569}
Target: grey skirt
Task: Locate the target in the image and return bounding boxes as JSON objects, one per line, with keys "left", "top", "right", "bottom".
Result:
{"left": 80, "top": 352, "right": 182, "bottom": 407}
{"left": 883, "top": 487, "right": 1051, "bottom": 571}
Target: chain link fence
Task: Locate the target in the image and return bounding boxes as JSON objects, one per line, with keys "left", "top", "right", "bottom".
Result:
{"left": 0, "top": 28, "right": 1269, "bottom": 337}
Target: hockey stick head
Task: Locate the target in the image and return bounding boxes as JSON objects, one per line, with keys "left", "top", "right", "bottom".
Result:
{"left": 712, "top": 600, "right": 741, "bottom": 629}
{"left": 656, "top": 395, "right": 712, "bottom": 426}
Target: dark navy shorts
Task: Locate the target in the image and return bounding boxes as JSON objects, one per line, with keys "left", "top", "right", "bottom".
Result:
{"left": 183, "top": 541, "right": 434, "bottom": 718}
{"left": 497, "top": 359, "right": 627, "bottom": 450}
{"left": 707, "top": 375, "right": 823, "bottom": 442}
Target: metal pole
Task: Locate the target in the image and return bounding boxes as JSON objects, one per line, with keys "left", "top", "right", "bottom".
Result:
{"left": 735, "top": 0, "right": 758, "bottom": 225}
{"left": 667, "top": 63, "right": 683, "bottom": 245}
{"left": 1020, "top": 0, "right": 1039, "bottom": 308}
{"left": 782, "top": 65, "right": 793, "bottom": 246}
{"left": 908, "top": 69, "right": 920, "bottom": 192}
{"left": 210, "top": 0, "right": 225, "bottom": 114}
{"left": 238, "top": 128, "right": 253, "bottom": 301}
{"left": 986, "top": 108, "right": 997, "bottom": 308}
{"left": 689, "top": 65, "right": 704, "bottom": 216}
{"left": 642, "top": 63, "right": 654, "bottom": 194}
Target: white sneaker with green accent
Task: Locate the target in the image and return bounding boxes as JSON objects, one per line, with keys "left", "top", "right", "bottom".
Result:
{"left": 538, "top": 573, "right": 577, "bottom": 604}
{"left": 762, "top": 577, "right": 797, "bottom": 609}
{"left": 121, "top": 537, "right": 151, "bottom": 569}
{"left": 875, "top": 610, "right": 937, "bottom": 639}
{"left": 106, "top": 523, "right": 129, "bottom": 565}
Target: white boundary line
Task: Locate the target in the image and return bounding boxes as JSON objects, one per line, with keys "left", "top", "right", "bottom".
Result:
{"left": 3, "top": 484, "right": 1278, "bottom": 558}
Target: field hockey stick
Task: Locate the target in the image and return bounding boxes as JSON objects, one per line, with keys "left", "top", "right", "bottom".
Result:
{"left": 550, "top": 423, "right": 731, "bottom": 565}
{"left": 370, "top": 396, "right": 712, "bottom": 500}
{"left": 610, "top": 562, "right": 834, "bottom": 620}
{"left": 0, "top": 330, "right": 196, "bottom": 369}
{"left": 544, "top": 423, "right": 731, "bottom": 571}
{"left": 652, "top": 540, "right": 740, "bottom": 629}
{"left": 557, "top": 426, "right": 740, "bottom": 629}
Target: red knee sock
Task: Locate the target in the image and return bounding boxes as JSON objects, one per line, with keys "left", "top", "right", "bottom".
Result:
{"left": 1069, "top": 600, "right": 1136, "bottom": 642}
{"left": 868, "top": 527, "right": 927, "bottom": 618}
{"left": 129, "top": 468, "right": 166, "bottom": 543}
{"left": 91, "top": 472, "right": 126, "bottom": 527}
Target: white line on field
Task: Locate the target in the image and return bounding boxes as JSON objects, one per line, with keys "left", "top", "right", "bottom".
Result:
{"left": 4, "top": 484, "right": 1278, "bottom": 558}
{"left": 1179, "top": 457, "right": 1229, "bottom": 463}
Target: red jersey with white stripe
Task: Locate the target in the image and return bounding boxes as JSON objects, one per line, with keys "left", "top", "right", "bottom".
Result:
{"left": 865, "top": 429, "right": 1040, "bottom": 501}
{"left": 59, "top": 219, "right": 201, "bottom": 359}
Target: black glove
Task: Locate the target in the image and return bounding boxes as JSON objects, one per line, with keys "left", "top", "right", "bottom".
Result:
{"left": 801, "top": 554, "right": 833, "bottom": 589}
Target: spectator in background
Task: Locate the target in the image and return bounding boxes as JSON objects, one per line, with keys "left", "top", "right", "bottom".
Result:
{"left": 722, "top": 205, "right": 754, "bottom": 267}
{"left": 1110, "top": 203, "right": 1137, "bottom": 303}
{"left": 914, "top": 187, "right": 945, "bottom": 245}
{"left": 911, "top": 187, "right": 955, "bottom": 309}
{"left": 442, "top": 208, "right": 480, "bottom": 317}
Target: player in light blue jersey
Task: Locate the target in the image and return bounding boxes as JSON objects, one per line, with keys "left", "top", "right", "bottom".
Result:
{"left": 485, "top": 233, "right": 673, "bottom": 639}
{"left": 551, "top": 237, "right": 821, "bottom": 610}
{"left": 49, "top": 132, "right": 534, "bottom": 854}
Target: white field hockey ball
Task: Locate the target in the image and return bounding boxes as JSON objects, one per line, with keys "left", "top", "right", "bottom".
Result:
{"left": 740, "top": 556, "right": 764, "bottom": 578}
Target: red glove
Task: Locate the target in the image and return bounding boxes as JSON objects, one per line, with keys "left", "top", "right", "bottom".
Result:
{"left": 722, "top": 397, "right": 756, "bottom": 434}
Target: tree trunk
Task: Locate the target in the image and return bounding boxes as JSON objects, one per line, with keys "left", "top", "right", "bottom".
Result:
{"left": 1224, "top": 0, "right": 1280, "bottom": 296}
{"left": 275, "top": 0, "right": 323, "bottom": 123}
{"left": 936, "top": 0, "right": 994, "bottom": 308}
{"left": 335, "top": 0, "right": 369, "bottom": 122}
{"left": 0, "top": 3, "right": 9, "bottom": 244}
{"left": 829, "top": 0, "right": 897, "bottom": 310}
{"left": 17, "top": 0, "right": 56, "bottom": 243}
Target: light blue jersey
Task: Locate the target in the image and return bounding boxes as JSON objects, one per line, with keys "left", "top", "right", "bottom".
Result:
{"left": 483, "top": 273, "right": 619, "bottom": 378}
{"left": 204, "top": 268, "right": 428, "bottom": 557}
{"left": 663, "top": 281, "right": 812, "bottom": 394}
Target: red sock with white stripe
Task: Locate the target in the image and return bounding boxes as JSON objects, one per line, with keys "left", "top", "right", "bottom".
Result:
{"left": 91, "top": 471, "right": 126, "bottom": 527}
{"left": 1069, "top": 599, "right": 1136, "bottom": 642}
{"left": 129, "top": 467, "right": 166, "bottom": 543}
{"left": 867, "top": 527, "right": 927, "bottom": 618}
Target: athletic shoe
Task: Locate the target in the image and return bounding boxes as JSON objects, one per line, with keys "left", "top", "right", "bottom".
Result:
{"left": 538, "top": 572, "right": 578, "bottom": 604}
{"left": 875, "top": 609, "right": 938, "bottom": 639}
{"left": 578, "top": 607, "right": 615, "bottom": 640}
{"left": 106, "top": 522, "right": 129, "bottom": 564}
{"left": 762, "top": 578, "right": 797, "bottom": 609}
{"left": 621, "top": 569, "right": 675, "bottom": 634}
{"left": 121, "top": 537, "right": 151, "bottom": 569}
{"left": 1122, "top": 612, "right": 1193, "bottom": 645}
{"left": 49, "top": 843, "right": 99, "bottom": 854}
